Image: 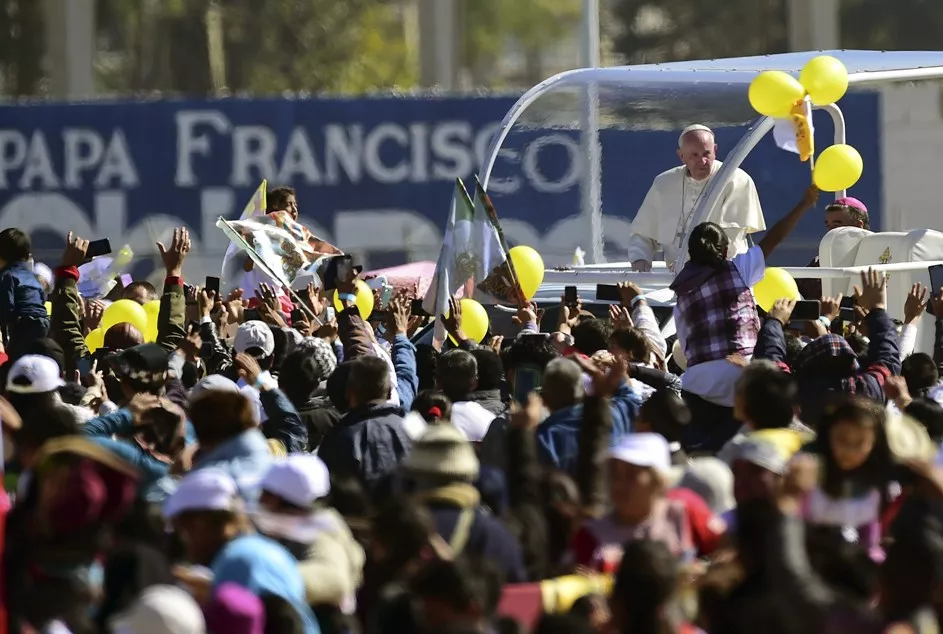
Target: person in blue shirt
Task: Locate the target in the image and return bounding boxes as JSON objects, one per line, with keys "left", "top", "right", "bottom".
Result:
{"left": 0, "top": 228, "right": 49, "bottom": 354}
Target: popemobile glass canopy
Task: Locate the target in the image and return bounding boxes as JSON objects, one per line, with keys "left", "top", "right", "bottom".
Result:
{"left": 478, "top": 50, "right": 943, "bottom": 267}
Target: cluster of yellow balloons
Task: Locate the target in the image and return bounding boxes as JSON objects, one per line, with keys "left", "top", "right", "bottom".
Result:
{"left": 86, "top": 298, "right": 161, "bottom": 353}
{"left": 753, "top": 267, "right": 800, "bottom": 312}
{"left": 749, "top": 55, "right": 863, "bottom": 192}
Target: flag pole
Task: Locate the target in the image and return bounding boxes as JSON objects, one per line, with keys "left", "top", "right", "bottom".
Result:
{"left": 216, "top": 217, "right": 323, "bottom": 325}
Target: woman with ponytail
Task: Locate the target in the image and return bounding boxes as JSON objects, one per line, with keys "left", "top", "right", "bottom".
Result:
{"left": 668, "top": 186, "right": 819, "bottom": 451}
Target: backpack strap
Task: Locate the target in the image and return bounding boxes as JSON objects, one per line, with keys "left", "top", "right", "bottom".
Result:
{"left": 448, "top": 508, "right": 475, "bottom": 555}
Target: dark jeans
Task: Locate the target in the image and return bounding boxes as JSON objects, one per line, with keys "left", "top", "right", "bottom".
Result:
{"left": 7, "top": 314, "right": 50, "bottom": 357}
{"left": 680, "top": 390, "right": 742, "bottom": 455}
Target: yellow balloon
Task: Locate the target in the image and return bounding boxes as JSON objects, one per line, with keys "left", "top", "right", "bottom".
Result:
{"left": 447, "top": 298, "right": 489, "bottom": 344}
{"left": 333, "top": 279, "right": 375, "bottom": 320}
{"left": 800, "top": 55, "right": 848, "bottom": 106}
{"left": 143, "top": 300, "right": 160, "bottom": 340}
{"left": 748, "top": 71, "right": 806, "bottom": 118}
{"left": 753, "top": 267, "right": 800, "bottom": 312}
{"left": 45, "top": 301, "right": 52, "bottom": 316}
{"left": 85, "top": 327, "right": 104, "bottom": 353}
{"left": 508, "top": 245, "right": 544, "bottom": 300}
{"left": 813, "top": 144, "right": 863, "bottom": 192}
{"left": 101, "top": 298, "right": 149, "bottom": 335}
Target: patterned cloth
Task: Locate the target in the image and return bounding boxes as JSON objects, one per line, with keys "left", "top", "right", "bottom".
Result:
{"left": 795, "top": 334, "right": 858, "bottom": 372}
{"left": 673, "top": 261, "right": 760, "bottom": 367}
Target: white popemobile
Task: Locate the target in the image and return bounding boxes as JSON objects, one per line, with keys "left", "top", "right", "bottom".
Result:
{"left": 474, "top": 50, "right": 943, "bottom": 356}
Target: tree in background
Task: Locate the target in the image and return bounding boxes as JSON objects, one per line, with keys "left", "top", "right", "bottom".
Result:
{"left": 841, "top": 0, "right": 943, "bottom": 50}
{"left": 610, "top": 0, "right": 788, "bottom": 63}
{"left": 0, "top": 0, "right": 44, "bottom": 96}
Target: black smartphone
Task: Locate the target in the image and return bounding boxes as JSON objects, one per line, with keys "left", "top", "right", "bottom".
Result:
{"left": 513, "top": 363, "right": 543, "bottom": 403}
{"left": 564, "top": 285, "right": 578, "bottom": 307}
{"left": 411, "top": 299, "right": 432, "bottom": 317}
{"left": 75, "top": 356, "right": 93, "bottom": 377}
{"left": 86, "top": 238, "right": 112, "bottom": 259}
{"left": 244, "top": 308, "right": 261, "bottom": 322}
{"left": 205, "top": 276, "right": 221, "bottom": 297}
{"left": 928, "top": 264, "right": 943, "bottom": 315}
{"left": 790, "top": 300, "right": 821, "bottom": 321}
{"left": 290, "top": 308, "right": 306, "bottom": 324}
{"left": 596, "top": 284, "right": 622, "bottom": 302}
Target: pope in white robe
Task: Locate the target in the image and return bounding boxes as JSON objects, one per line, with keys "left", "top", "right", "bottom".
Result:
{"left": 627, "top": 125, "right": 766, "bottom": 271}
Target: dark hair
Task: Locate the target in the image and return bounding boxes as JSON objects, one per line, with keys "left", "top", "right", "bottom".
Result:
{"left": 58, "top": 381, "right": 87, "bottom": 406}
{"left": 609, "top": 327, "right": 650, "bottom": 362}
{"left": 278, "top": 350, "right": 325, "bottom": 407}
{"left": 535, "top": 614, "right": 592, "bottom": 634}
{"left": 816, "top": 395, "right": 892, "bottom": 496}
{"left": 437, "top": 350, "right": 477, "bottom": 401}
{"left": 827, "top": 203, "right": 870, "bottom": 230}
{"left": 371, "top": 497, "right": 438, "bottom": 573}
{"left": 189, "top": 390, "right": 256, "bottom": 447}
{"left": 639, "top": 390, "right": 690, "bottom": 443}
{"left": 735, "top": 360, "right": 797, "bottom": 429}
{"left": 571, "top": 319, "right": 611, "bottom": 356}
{"left": 901, "top": 353, "right": 939, "bottom": 399}
{"left": 14, "top": 403, "right": 80, "bottom": 452}
{"left": 470, "top": 348, "right": 504, "bottom": 391}
{"left": 612, "top": 539, "right": 680, "bottom": 632}
{"left": 348, "top": 356, "right": 391, "bottom": 404}
{"left": 415, "top": 344, "right": 439, "bottom": 391}
{"left": 122, "top": 281, "right": 159, "bottom": 303}
{"left": 502, "top": 335, "right": 559, "bottom": 375}
{"left": 326, "top": 361, "right": 355, "bottom": 411}
{"left": 687, "top": 222, "right": 729, "bottom": 269}
{"left": 905, "top": 397, "right": 943, "bottom": 444}
{"left": 784, "top": 333, "right": 805, "bottom": 369}
{"left": 260, "top": 593, "right": 304, "bottom": 634}
{"left": 845, "top": 332, "right": 869, "bottom": 358}
{"left": 409, "top": 557, "right": 504, "bottom": 621}
{"left": 0, "top": 228, "right": 31, "bottom": 263}
{"left": 411, "top": 389, "right": 452, "bottom": 423}
{"left": 267, "top": 186, "right": 296, "bottom": 213}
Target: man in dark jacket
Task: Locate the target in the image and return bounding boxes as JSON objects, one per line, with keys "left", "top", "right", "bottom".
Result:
{"left": 755, "top": 268, "right": 900, "bottom": 427}
{"left": 467, "top": 348, "right": 507, "bottom": 417}
{"left": 279, "top": 341, "right": 340, "bottom": 451}
{"left": 318, "top": 355, "right": 412, "bottom": 494}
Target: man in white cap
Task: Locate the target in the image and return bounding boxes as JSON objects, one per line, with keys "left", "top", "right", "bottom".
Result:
{"left": 627, "top": 124, "right": 765, "bottom": 271}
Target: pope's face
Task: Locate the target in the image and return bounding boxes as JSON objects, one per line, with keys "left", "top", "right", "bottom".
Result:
{"left": 678, "top": 131, "right": 716, "bottom": 180}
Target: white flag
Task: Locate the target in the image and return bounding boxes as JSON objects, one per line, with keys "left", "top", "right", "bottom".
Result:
{"left": 773, "top": 98, "right": 814, "bottom": 155}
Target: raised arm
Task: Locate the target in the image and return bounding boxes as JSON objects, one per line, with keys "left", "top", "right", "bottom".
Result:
{"left": 757, "top": 186, "right": 819, "bottom": 259}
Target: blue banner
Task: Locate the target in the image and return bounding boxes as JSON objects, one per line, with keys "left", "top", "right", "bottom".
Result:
{"left": 0, "top": 94, "right": 880, "bottom": 284}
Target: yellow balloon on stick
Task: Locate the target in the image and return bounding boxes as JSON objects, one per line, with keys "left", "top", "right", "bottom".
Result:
{"left": 332, "top": 279, "right": 375, "bottom": 320}
{"left": 447, "top": 298, "right": 489, "bottom": 345}
{"left": 748, "top": 71, "right": 805, "bottom": 118}
{"left": 800, "top": 55, "right": 848, "bottom": 106}
{"left": 813, "top": 144, "right": 863, "bottom": 192}
{"left": 85, "top": 327, "right": 105, "bottom": 353}
{"left": 753, "top": 267, "right": 800, "bottom": 312}
{"left": 101, "top": 299, "right": 149, "bottom": 335}
{"left": 508, "top": 246, "right": 544, "bottom": 301}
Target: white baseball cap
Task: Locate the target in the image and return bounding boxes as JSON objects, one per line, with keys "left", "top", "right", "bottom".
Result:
{"left": 234, "top": 320, "right": 275, "bottom": 357}
{"left": 608, "top": 433, "right": 671, "bottom": 474}
{"left": 261, "top": 454, "right": 330, "bottom": 508}
{"left": 6, "top": 354, "right": 65, "bottom": 394}
{"left": 111, "top": 585, "right": 206, "bottom": 634}
{"left": 163, "top": 468, "right": 241, "bottom": 520}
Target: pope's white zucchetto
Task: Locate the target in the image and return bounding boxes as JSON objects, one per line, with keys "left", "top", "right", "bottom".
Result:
{"left": 678, "top": 124, "right": 714, "bottom": 147}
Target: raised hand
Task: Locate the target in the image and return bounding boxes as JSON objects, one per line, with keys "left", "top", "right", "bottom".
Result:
{"left": 854, "top": 267, "right": 887, "bottom": 312}
{"left": 904, "top": 282, "right": 929, "bottom": 324}
{"left": 156, "top": 227, "right": 191, "bottom": 277}
{"left": 62, "top": 231, "right": 90, "bottom": 268}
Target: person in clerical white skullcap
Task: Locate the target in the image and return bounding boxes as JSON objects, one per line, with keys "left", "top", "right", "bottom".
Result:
{"left": 677, "top": 124, "right": 714, "bottom": 148}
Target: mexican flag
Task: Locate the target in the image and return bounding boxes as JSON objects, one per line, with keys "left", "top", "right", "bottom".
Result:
{"left": 423, "top": 178, "right": 523, "bottom": 344}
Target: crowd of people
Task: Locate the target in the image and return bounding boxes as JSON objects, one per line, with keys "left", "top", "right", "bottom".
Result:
{"left": 1, "top": 177, "right": 943, "bottom": 634}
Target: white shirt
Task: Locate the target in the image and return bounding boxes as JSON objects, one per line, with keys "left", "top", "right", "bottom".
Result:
{"left": 450, "top": 401, "right": 496, "bottom": 442}
{"left": 674, "top": 245, "right": 766, "bottom": 406}
{"left": 627, "top": 161, "right": 766, "bottom": 267}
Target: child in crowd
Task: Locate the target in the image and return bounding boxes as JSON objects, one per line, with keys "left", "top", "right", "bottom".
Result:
{"left": 0, "top": 228, "right": 49, "bottom": 353}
